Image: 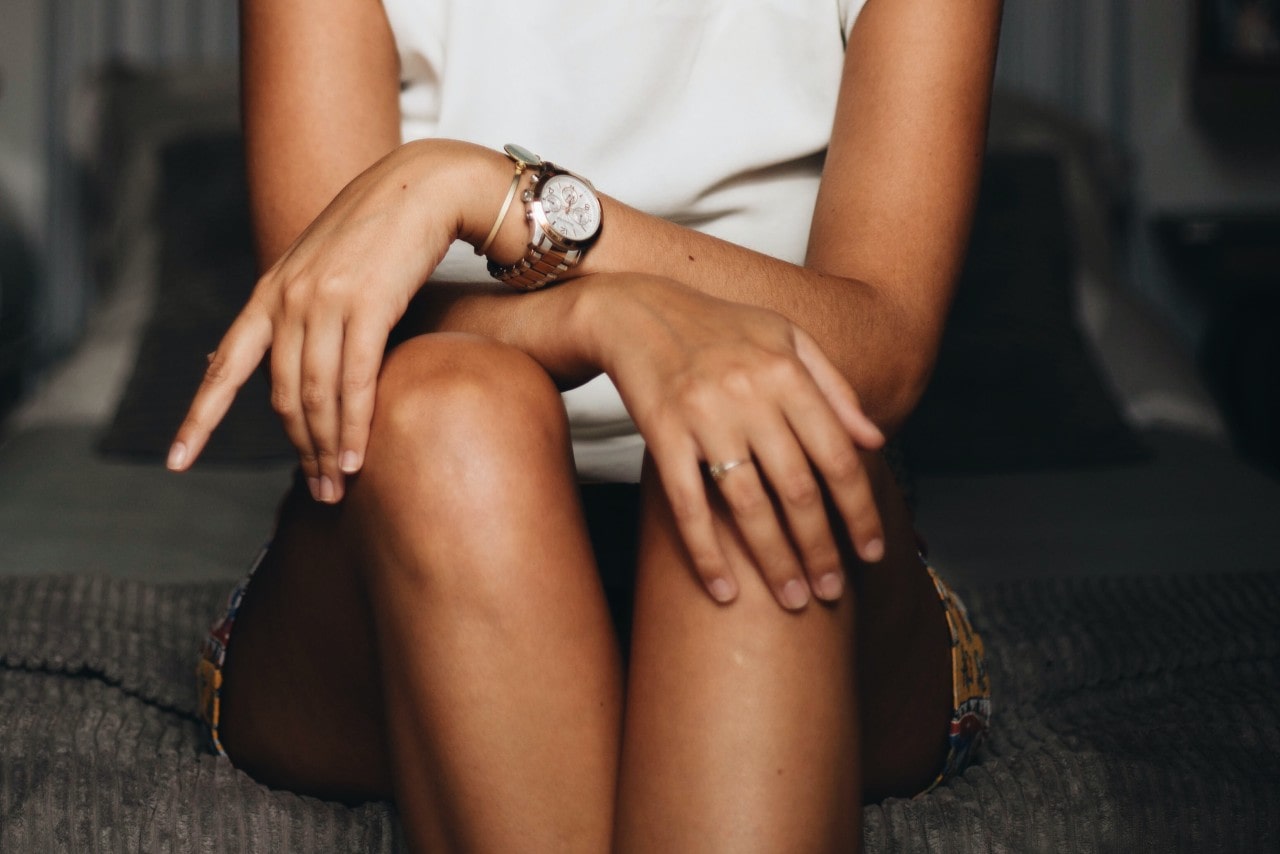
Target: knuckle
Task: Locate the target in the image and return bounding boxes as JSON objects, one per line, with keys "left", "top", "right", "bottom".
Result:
{"left": 299, "top": 379, "right": 328, "bottom": 412}
{"left": 342, "top": 368, "right": 377, "bottom": 397}
{"left": 825, "top": 447, "right": 862, "bottom": 482}
{"left": 668, "top": 492, "right": 705, "bottom": 526}
{"left": 720, "top": 368, "right": 755, "bottom": 399}
{"left": 779, "top": 472, "right": 821, "bottom": 508}
{"left": 766, "top": 356, "right": 803, "bottom": 385}
{"left": 674, "top": 382, "right": 716, "bottom": 418}
{"left": 722, "top": 485, "right": 769, "bottom": 517}
{"left": 269, "top": 386, "right": 295, "bottom": 417}
{"left": 314, "top": 274, "right": 348, "bottom": 301}
{"left": 202, "top": 356, "right": 230, "bottom": 385}
{"left": 280, "top": 279, "right": 310, "bottom": 311}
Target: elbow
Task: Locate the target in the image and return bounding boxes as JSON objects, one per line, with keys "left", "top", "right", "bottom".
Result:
{"left": 871, "top": 350, "right": 936, "bottom": 439}
{"left": 859, "top": 291, "right": 950, "bottom": 438}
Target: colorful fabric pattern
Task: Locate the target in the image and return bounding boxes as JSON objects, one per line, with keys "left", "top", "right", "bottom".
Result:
{"left": 197, "top": 544, "right": 268, "bottom": 758}
{"left": 922, "top": 563, "right": 992, "bottom": 793}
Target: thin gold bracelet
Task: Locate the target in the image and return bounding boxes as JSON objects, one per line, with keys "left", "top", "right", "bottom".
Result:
{"left": 475, "top": 162, "right": 526, "bottom": 256}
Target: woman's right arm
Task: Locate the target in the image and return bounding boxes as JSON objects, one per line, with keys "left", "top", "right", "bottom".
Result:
{"left": 239, "top": 0, "right": 401, "bottom": 265}
{"left": 181, "top": 0, "right": 407, "bottom": 486}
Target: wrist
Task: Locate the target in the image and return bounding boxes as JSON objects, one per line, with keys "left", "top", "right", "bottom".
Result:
{"left": 452, "top": 144, "right": 534, "bottom": 267}
{"left": 564, "top": 274, "right": 615, "bottom": 371}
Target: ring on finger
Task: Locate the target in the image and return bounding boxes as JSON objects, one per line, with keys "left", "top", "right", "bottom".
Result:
{"left": 708, "top": 458, "right": 752, "bottom": 482}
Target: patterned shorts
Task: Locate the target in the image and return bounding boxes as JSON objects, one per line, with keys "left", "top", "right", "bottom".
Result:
{"left": 196, "top": 544, "right": 992, "bottom": 786}
{"left": 196, "top": 544, "right": 268, "bottom": 758}
{"left": 922, "top": 563, "right": 992, "bottom": 792}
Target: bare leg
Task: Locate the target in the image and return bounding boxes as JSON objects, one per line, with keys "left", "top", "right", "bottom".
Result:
{"left": 220, "top": 333, "right": 621, "bottom": 852}
{"left": 613, "top": 453, "right": 951, "bottom": 853}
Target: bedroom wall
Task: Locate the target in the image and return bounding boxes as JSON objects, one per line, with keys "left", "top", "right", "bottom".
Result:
{"left": 0, "top": 0, "right": 236, "bottom": 368}
{"left": 0, "top": 1, "right": 48, "bottom": 252}
{"left": 1126, "top": 0, "right": 1280, "bottom": 342}
{"left": 997, "top": 0, "right": 1280, "bottom": 344}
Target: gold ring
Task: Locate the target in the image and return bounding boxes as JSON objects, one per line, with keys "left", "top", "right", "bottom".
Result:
{"left": 708, "top": 459, "right": 750, "bottom": 482}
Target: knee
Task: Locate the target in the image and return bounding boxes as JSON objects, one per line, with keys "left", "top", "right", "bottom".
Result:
{"left": 367, "top": 333, "right": 569, "bottom": 469}
{"left": 352, "top": 334, "right": 582, "bottom": 607}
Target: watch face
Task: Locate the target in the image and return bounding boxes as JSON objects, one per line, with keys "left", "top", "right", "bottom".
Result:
{"left": 540, "top": 174, "right": 601, "bottom": 243}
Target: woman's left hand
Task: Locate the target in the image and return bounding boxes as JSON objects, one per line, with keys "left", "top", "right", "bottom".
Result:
{"left": 579, "top": 274, "right": 886, "bottom": 611}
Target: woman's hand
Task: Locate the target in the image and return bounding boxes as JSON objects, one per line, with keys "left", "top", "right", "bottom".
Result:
{"left": 582, "top": 275, "right": 886, "bottom": 611}
{"left": 167, "top": 140, "right": 491, "bottom": 501}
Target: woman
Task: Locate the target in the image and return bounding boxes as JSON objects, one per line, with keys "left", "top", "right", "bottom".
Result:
{"left": 173, "top": 0, "right": 1001, "bottom": 850}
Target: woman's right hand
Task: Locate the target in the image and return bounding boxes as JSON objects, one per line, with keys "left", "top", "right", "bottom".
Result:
{"left": 580, "top": 274, "right": 886, "bottom": 611}
{"left": 167, "top": 140, "right": 503, "bottom": 502}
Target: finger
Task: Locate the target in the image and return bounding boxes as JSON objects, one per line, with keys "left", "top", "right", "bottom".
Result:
{"left": 299, "top": 311, "right": 345, "bottom": 503}
{"left": 168, "top": 309, "right": 272, "bottom": 471}
{"left": 649, "top": 435, "right": 738, "bottom": 604}
{"left": 336, "top": 317, "right": 388, "bottom": 477}
{"left": 794, "top": 330, "right": 883, "bottom": 449}
{"left": 783, "top": 391, "right": 885, "bottom": 564}
{"left": 709, "top": 453, "right": 811, "bottom": 610}
{"left": 747, "top": 412, "right": 846, "bottom": 601}
{"left": 269, "top": 309, "right": 321, "bottom": 497}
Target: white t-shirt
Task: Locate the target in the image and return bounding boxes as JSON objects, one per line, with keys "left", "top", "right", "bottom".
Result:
{"left": 381, "top": 0, "right": 868, "bottom": 481}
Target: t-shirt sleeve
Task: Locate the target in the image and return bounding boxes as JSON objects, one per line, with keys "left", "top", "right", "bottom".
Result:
{"left": 837, "top": 0, "right": 871, "bottom": 41}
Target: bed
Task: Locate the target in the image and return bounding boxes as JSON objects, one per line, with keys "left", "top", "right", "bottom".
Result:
{"left": 1, "top": 67, "right": 1278, "bottom": 852}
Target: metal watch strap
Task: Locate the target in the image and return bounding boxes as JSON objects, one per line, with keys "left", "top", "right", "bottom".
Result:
{"left": 485, "top": 152, "right": 599, "bottom": 291}
{"left": 487, "top": 235, "right": 582, "bottom": 290}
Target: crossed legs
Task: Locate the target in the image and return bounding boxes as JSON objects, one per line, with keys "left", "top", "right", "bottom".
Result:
{"left": 217, "top": 333, "right": 950, "bottom": 853}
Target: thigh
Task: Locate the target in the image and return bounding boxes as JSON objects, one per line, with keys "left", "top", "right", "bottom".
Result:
{"left": 216, "top": 473, "right": 393, "bottom": 804}
{"left": 215, "top": 477, "right": 644, "bottom": 804}
{"left": 623, "top": 451, "right": 953, "bottom": 809}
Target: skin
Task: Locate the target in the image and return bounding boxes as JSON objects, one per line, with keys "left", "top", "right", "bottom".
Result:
{"left": 170, "top": 0, "right": 1003, "bottom": 850}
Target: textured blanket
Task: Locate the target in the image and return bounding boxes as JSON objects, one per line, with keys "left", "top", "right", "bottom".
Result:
{"left": 2, "top": 573, "right": 1277, "bottom": 852}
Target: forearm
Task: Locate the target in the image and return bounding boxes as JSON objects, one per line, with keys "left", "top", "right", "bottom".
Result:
{"left": 406, "top": 280, "right": 601, "bottom": 392}
{"left": 578, "top": 202, "right": 932, "bottom": 431}
{"left": 442, "top": 148, "right": 934, "bottom": 433}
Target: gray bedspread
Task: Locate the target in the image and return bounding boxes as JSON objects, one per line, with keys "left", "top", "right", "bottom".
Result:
{"left": 2, "top": 572, "right": 1277, "bottom": 852}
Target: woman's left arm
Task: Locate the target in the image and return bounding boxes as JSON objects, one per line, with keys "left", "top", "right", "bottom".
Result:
{"left": 445, "top": 0, "right": 1004, "bottom": 434}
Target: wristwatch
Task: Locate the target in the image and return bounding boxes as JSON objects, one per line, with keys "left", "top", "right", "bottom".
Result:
{"left": 486, "top": 144, "right": 603, "bottom": 290}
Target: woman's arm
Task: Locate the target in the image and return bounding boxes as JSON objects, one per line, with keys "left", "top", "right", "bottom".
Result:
{"left": 171, "top": 0, "right": 1000, "bottom": 606}
{"left": 239, "top": 0, "right": 401, "bottom": 264}
{"left": 425, "top": 0, "right": 1003, "bottom": 433}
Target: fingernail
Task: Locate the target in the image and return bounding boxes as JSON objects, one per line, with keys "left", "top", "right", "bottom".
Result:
{"left": 340, "top": 450, "right": 360, "bottom": 473}
{"left": 863, "top": 538, "right": 885, "bottom": 563}
{"left": 708, "top": 578, "right": 735, "bottom": 603}
{"left": 320, "top": 476, "right": 336, "bottom": 503}
{"left": 307, "top": 477, "right": 321, "bottom": 501}
{"left": 782, "top": 579, "right": 809, "bottom": 610}
{"left": 166, "top": 442, "right": 187, "bottom": 470}
{"left": 816, "top": 572, "right": 844, "bottom": 600}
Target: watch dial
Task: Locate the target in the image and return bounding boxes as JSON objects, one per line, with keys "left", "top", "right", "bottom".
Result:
{"left": 541, "top": 175, "right": 601, "bottom": 242}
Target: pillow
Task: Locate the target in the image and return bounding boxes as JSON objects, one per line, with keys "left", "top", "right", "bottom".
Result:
{"left": 78, "top": 63, "right": 241, "bottom": 301}
{"left": 98, "top": 132, "right": 291, "bottom": 463}
{"left": 900, "top": 151, "right": 1150, "bottom": 473}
